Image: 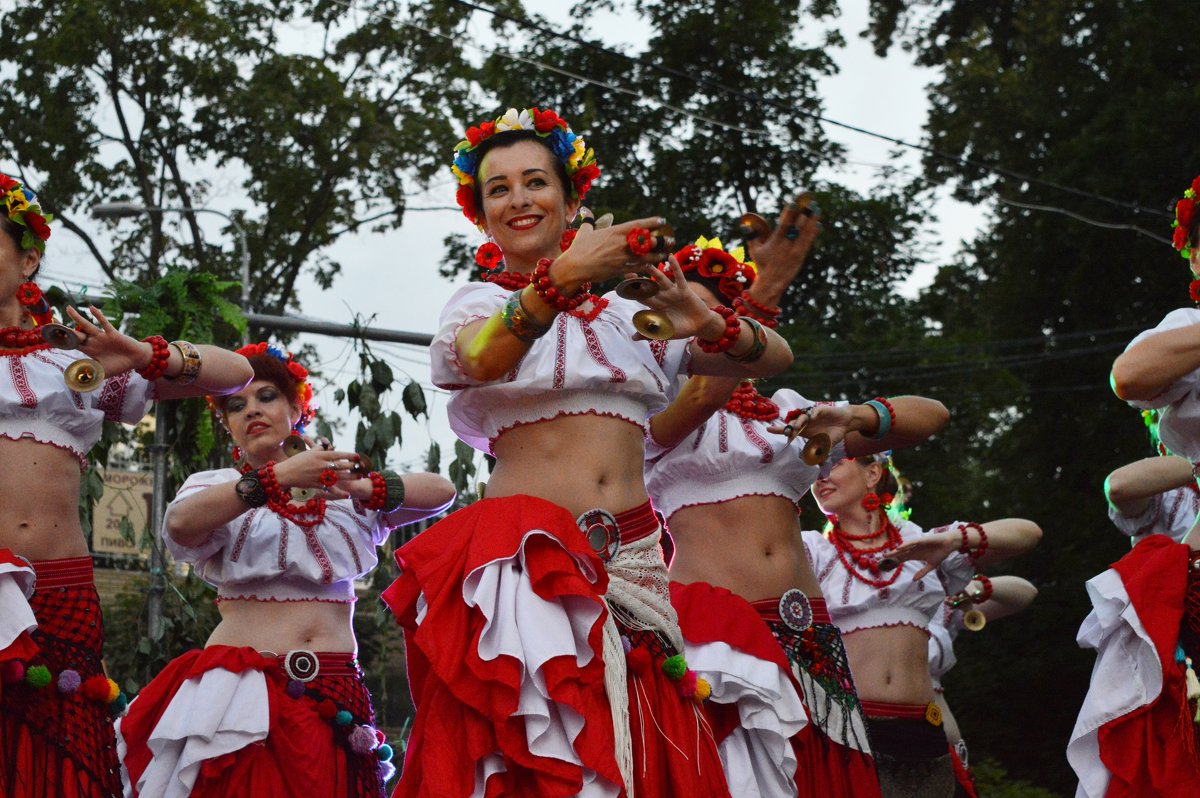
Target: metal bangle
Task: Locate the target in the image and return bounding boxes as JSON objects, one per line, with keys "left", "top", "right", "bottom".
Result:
{"left": 725, "top": 316, "right": 768, "bottom": 363}
{"left": 380, "top": 469, "right": 406, "bottom": 511}
{"left": 166, "top": 340, "right": 202, "bottom": 384}
{"left": 501, "top": 288, "right": 552, "bottom": 343}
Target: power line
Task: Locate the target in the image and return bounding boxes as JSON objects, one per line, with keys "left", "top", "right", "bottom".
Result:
{"left": 996, "top": 196, "right": 1170, "bottom": 246}
{"left": 446, "top": 0, "right": 1170, "bottom": 220}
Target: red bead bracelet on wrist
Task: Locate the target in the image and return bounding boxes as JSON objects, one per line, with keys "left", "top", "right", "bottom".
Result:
{"left": 957, "top": 522, "right": 988, "bottom": 562}
{"left": 870, "top": 395, "right": 896, "bottom": 428}
{"left": 532, "top": 258, "right": 591, "bottom": 312}
{"left": 695, "top": 306, "right": 742, "bottom": 354}
{"left": 365, "top": 472, "right": 388, "bottom": 511}
{"left": 733, "top": 295, "right": 782, "bottom": 328}
{"left": 136, "top": 336, "right": 171, "bottom": 381}
{"left": 972, "top": 573, "right": 994, "bottom": 603}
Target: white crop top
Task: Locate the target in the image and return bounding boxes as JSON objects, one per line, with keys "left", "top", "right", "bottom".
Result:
{"left": 1124, "top": 308, "right": 1200, "bottom": 462}
{"left": 802, "top": 521, "right": 975, "bottom": 636}
{"left": 163, "top": 469, "right": 390, "bottom": 603}
{"left": 430, "top": 282, "right": 690, "bottom": 454}
{"left": 644, "top": 388, "right": 822, "bottom": 521}
{"left": 927, "top": 602, "right": 963, "bottom": 691}
{"left": 1108, "top": 484, "right": 1199, "bottom": 544}
{"left": 0, "top": 347, "right": 155, "bottom": 468}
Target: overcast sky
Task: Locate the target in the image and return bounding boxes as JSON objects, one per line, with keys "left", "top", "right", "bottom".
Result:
{"left": 13, "top": 0, "right": 982, "bottom": 475}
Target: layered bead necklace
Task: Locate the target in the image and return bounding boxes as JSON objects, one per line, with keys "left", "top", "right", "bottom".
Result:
{"left": 723, "top": 381, "right": 779, "bottom": 421}
{"left": 0, "top": 325, "right": 49, "bottom": 355}
{"left": 482, "top": 231, "right": 599, "bottom": 311}
{"left": 829, "top": 508, "right": 903, "bottom": 589}
{"left": 240, "top": 461, "right": 327, "bottom": 529}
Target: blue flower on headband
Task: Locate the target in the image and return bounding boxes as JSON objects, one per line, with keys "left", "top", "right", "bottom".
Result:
{"left": 454, "top": 149, "right": 479, "bottom": 177}
{"left": 548, "top": 130, "right": 575, "bottom": 161}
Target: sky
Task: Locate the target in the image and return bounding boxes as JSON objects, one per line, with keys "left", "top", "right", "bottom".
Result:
{"left": 13, "top": 0, "right": 984, "bottom": 477}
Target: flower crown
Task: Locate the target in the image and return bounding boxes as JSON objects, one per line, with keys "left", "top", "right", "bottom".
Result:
{"left": 451, "top": 107, "right": 600, "bottom": 227}
{"left": 209, "top": 342, "right": 314, "bottom": 432}
{"left": 0, "top": 173, "right": 53, "bottom": 254}
{"left": 671, "top": 235, "right": 759, "bottom": 303}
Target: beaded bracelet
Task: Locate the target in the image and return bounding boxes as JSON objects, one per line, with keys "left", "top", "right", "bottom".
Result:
{"left": 864, "top": 397, "right": 895, "bottom": 440}
{"left": 501, "top": 289, "right": 552, "bottom": 343}
{"left": 726, "top": 316, "right": 768, "bottom": 363}
{"left": 733, "top": 294, "right": 782, "bottom": 328}
{"left": 957, "top": 522, "right": 988, "bottom": 562}
{"left": 695, "top": 306, "right": 741, "bottom": 354}
{"left": 971, "top": 573, "right": 994, "bottom": 603}
{"left": 136, "top": 336, "right": 171, "bottom": 381}
{"left": 166, "top": 340, "right": 202, "bottom": 384}
{"left": 532, "top": 258, "right": 590, "bottom": 312}
{"left": 365, "top": 472, "right": 388, "bottom": 511}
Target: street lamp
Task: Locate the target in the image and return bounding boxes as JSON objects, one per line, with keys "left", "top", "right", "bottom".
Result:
{"left": 91, "top": 202, "right": 252, "bottom": 331}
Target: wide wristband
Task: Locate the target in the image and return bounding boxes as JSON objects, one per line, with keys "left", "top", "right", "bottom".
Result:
{"left": 864, "top": 397, "right": 895, "bottom": 440}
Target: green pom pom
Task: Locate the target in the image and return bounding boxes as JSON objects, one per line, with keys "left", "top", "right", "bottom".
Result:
{"left": 333, "top": 710, "right": 353, "bottom": 726}
{"left": 661, "top": 655, "right": 687, "bottom": 681}
{"left": 25, "top": 665, "right": 52, "bottom": 688}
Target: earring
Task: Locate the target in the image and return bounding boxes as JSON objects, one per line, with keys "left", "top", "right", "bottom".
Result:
{"left": 861, "top": 492, "right": 881, "bottom": 512}
{"left": 232, "top": 446, "right": 242, "bottom": 463}
{"left": 15, "top": 281, "right": 52, "bottom": 326}
{"left": 474, "top": 242, "right": 504, "bottom": 272}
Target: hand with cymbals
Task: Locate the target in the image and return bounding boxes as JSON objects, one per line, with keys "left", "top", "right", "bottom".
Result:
{"left": 272, "top": 446, "right": 364, "bottom": 500}
{"left": 744, "top": 193, "right": 821, "bottom": 301}
{"left": 64, "top": 305, "right": 164, "bottom": 379}
{"left": 630, "top": 258, "right": 730, "bottom": 342}
{"left": 551, "top": 215, "right": 672, "bottom": 293}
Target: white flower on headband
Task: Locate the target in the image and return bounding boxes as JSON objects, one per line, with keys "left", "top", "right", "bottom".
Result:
{"left": 495, "top": 108, "right": 533, "bottom": 133}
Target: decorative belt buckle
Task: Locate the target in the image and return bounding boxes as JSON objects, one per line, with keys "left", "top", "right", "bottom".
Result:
{"left": 283, "top": 649, "right": 320, "bottom": 683}
{"left": 779, "top": 588, "right": 813, "bottom": 633}
{"left": 924, "top": 702, "right": 943, "bottom": 727}
{"left": 577, "top": 508, "right": 619, "bottom": 563}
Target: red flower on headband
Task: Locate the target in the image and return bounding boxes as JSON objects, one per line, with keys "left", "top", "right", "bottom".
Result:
{"left": 0, "top": 175, "right": 17, "bottom": 192}
{"left": 1191, "top": 176, "right": 1200, "bottom": 196}
{"left": 475, "top": 242, "right": 504, "bottom": 271}
{"left": 1178, "top": 200, "right": 1196, "bottom": 230}
{"left": 465, "top": 121, "right": 496, "bottom": 147}
{"left": 456, "top": 185, "right": 477, "bottom": 223}
{"left": 532, "top": 108, "right": 565, "bottom": 133}
{"left": 718, "top": 276, "right": 745, "bottom": 299}
{"left": 572, "top": 163, "right": 600, "bottom": 195}
{"left": 287, "top": 361, "right": 309, "bottom": 382}
{"left": 696, "top": 249, "right": 737, "bottom": 278}
{"left": 1175, "top": 226, "right": 1189, "bottom": 250}
{"left": 24, "top": 212, "right": 51, "bottom": 241}
{"left": 1190, "top": 280, "right": 1200, "bottom": 304}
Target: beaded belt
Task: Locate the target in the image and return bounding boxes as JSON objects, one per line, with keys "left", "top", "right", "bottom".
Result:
{"left": 31, "top": 556, "right": 94, "bottom": 590}
{"left": 259, "top": 649, "right": 360, "bottom": 683}
{"left": 751, "top": 591, "right": 832, "bottom": 633}
{"left": 860, "top": 699, "right": 943, "bottom": 727}
{"left": 576, "top": 499, "right": 658, "bottom": 563}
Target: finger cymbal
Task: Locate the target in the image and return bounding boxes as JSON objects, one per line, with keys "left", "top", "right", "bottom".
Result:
{"left": 615, "top": 276, "right": 660, "bottom": 300}
{"left": 631, "top": 310, "right": 674, "bottom": 340}
{"left": 40, "top": 323, "right": 82, "bottom": 351}
{"left": 737, "top": 212, "right": 770, "bottom": 240}
{"left": 282, "top": 434, "right": 308, "bottom": 458}
{"left": 800, "top": 432, "right": 832, "bottom": 465}
{"left": 64, "top": 359, "right": 105, "bottom": 393}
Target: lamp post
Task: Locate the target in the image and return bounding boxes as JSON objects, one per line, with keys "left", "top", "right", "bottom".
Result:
{"left": 91, "top": 202, "right": 252, "bottom": 338}
{"left": 90, "top": 201, "right": 251, "bottom": 641}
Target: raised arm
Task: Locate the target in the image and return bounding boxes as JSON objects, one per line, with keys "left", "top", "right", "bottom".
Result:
{"left": 379, "top": 472, "right": 457, "bottom": 528}
{"left": 1105, "top": 455, "right": 1194, "bottom": 519}
{"left": 647, "top": 376, "right": 741, "bottom": 449}
{"left": 1111, "top": 322, "right": 1200, "bottom": 401}
{"left": 890, "top": 517, "right": 1043, "bottom": 581}
{"left": 971, "top": 575, "right": 1038, "bottom": 623}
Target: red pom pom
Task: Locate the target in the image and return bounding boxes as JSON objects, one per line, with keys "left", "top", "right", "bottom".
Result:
{"left": 82, "top": 674, "right": 111, "bottom": 702}
{"left": 475, "top": 242, "right": 504, "bottom": 270}
{"left": 626, "top": 647, "right": 652, "bottom": 676}
{"left": 456, "top": 184, "right": 477, "bottom": 223}
{"left": 861, "top": 493, "right": 881, "bottom": 512}
{"left": 317, "top": 699, "right": 338, "bottom": 721}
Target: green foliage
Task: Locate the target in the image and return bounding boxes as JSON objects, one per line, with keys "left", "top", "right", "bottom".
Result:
{"left": 971, "top": 757, "right": 1062, "bottom": 798}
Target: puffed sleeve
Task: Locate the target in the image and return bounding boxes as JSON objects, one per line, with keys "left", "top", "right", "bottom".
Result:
{"left": 161, "top": 469, "right": 238, "bottom": 564}
{"left": 429, "top": 282, "right": 510, "bottom": 389}
{"left": 94, "top": 370, "right": 156, "bottom": 425}
{"left": 1123, "top": 307, "right": 1200, "bottom": 410}
{"left": 1107, "top": 493, "right": 1164, "bottom": 538}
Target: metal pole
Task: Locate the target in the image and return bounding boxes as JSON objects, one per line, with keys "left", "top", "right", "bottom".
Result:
{"left": 147, "top": 406, "right": 169, "bottom": 641}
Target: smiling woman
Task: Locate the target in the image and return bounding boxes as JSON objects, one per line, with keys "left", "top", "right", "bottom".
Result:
{"left": 115, "top": 342, "right": 455, "bottom": 798}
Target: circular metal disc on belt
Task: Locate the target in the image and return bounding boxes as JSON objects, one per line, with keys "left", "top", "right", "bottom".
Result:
{"left": 779, "top": 588, "right": 813, "bottom": 632}
{"left": 283, "top": 649, "right": 320, "bottom": 683}
{"left": 577, "top": 508, "right": 619, "bottom": 562}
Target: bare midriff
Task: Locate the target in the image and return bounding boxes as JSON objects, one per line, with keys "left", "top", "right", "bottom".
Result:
{"left": 488, "top": 414, "right": 651, "bottom": 518}
{"left": 667, "top": 494, "right": 823, "bottom": 602}
{"left": 842, "top": 625, "right": 935, "bottom": 705}
{"left": 0, "top": 437, "right": 89, "bottom": 561}
{"left": 207, "top": 598, "right": 357, "bottom": 654}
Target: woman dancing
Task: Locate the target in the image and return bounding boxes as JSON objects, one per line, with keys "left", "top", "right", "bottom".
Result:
{"left": 644, "top": 231, "right": 949, "bottom": 797}
{"left": 806, "top": 454, "right": 1041, "bottom": 797}
{"left": 0, "top": 171, "right": 253, "bottom": 798}
{"left": 116, "top": 342, "right": 455, "bottom": 798}
{"left": 382, "top": 106, "right": 793, "bottom": 797}
{"left": 1071, "top": 174, "right": 1200, "bottom": 796}
{"left": 1105, "top": 412, "right": 1197, "bottom": 545}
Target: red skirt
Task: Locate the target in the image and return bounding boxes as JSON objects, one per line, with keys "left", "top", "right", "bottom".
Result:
{"left": 382, "top": 495, "right": 730, "bottom": 798}
{"left": 672, "top": 581, "right": 882, "bottom": 798}
{"left": 0, "top": 557, "right": 121, "bottom": 798}
{"left": 119, "top": 645, "right": 386, "bottom": 797}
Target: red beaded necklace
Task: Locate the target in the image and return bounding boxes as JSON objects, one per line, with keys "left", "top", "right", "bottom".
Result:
{"left": 483, "top": 236, "right": 597, "bottom": 306}
{"left": 723, "top": 381, "right": 779, "bottom": 421}
{"left": 240, "top": 461, "right": 327, "bottom": 529}
{"left": 829, "top": 509, "right": 903, "bottom": 588}
{"left": 0, "top": 325, "right": 49, "bottom": 354}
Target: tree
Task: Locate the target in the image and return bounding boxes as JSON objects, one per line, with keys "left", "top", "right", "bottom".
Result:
{"left": 861, "top": 0, "right": 1200, "bottom": 791}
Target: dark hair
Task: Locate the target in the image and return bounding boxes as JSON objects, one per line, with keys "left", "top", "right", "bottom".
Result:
{"left": 0, "top": 215, "right": 41, "bottom": 278}
{"left": 683, "top": 273, "right": 735, "bottom": 304}
{"left": 854, "top": 456, "right": 899, "bottom": 497}
{"left": 471, "top": 130, "right": 574, "bottom": 216}
{"left": 212, "top": 354, "right": 299, "bottom": 416}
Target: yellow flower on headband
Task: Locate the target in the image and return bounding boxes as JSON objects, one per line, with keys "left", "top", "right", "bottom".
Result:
{"left": 450, "top": 164, "right": 472, "bottom": 186}
{"left": 6, "top": 189, "right": 29, "bottom": 214}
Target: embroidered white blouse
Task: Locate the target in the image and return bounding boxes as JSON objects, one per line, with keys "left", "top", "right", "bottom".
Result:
{"left": 1108, "top": 484, "right": 1199, "bottom": 544}
{"left": 644, "top": 388, "right": 822, "bottom": 522}
{"left": 163, "top": 469, "right": 390, "bottom": 603}
{"left": 802, "top": 521, "right": 975, "bottom": 636}
{"left": 430, "top": 283, "right": 690, "bottom": 454}
{"left": 0, "top": 347, "right": 155, "bottom": 468}
{"left": 1123, "top": 307, "right": 1200, "bottom": 462}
